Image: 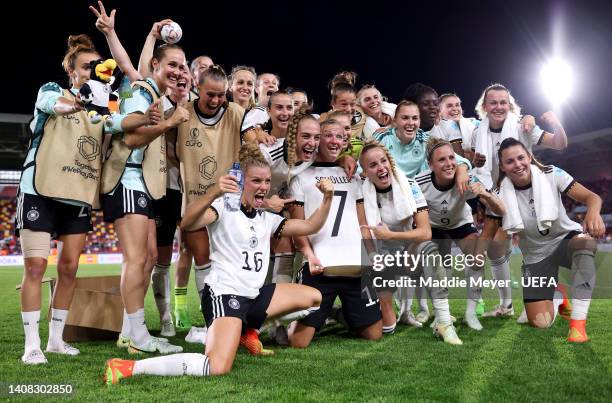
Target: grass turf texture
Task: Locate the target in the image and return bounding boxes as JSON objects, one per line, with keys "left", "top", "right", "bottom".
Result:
{"left": 1, "top": 255, "right": 611, "bottom": 402}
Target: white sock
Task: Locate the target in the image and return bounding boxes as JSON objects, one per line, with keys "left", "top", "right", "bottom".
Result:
{"left": 272, "top": 253, "right": 294, "bottom": 284}
{"left": 466, "top": 299, "right": 477, "bottom": 316}
{"left": 432, "top": 299, "right": 452, "bottom": 325}
{"left": 128, "top": 308, "right": 151, "bottom": 346}
{"left": 416, "top": 286, "right": 429, "bottom": 312}
{"left": 47, "top": 308, "right": 68, "bottom": 347}
{"left": 133, "top": 353, "right": 210, "bottom": 376}
{"left": 120, "top": 309, "right": 131, "bottom": 339}
{"left": 491, "top": 254, "right": 512, "bottom": 307}
{"left": 22, "top": 311, "right": 41, "bottom": 352}
{"left": 152, "top": 263, "right": 172, "bottom": 322}
{"left": 571, "top": 299, "right": 590, "bottom": 321}
{"left": 194, "top": 263, "right": 211, "bottom": 297}
{"left": 397, "top": 286, "right": 415, "bottom": 316}
{"left": 551, "top": 289, "right": 565, "bottom": 322}
{"left": 382, "top": 323, "right": 396, "bottom": 334}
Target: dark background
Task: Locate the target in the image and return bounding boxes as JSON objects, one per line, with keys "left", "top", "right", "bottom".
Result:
{"left": 5, "top": 0, "right": 612, "bottom": 137}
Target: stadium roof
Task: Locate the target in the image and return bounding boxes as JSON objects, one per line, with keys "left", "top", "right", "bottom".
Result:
{"left": 0, "top": 113, "right": 30, "bottom": 170}
{"left": 535, "top": 127, "right": 612, "bottom": 180}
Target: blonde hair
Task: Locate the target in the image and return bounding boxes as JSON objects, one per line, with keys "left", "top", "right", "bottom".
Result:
{"left": 359, "top": 139, "right": 400, "bottom": 180}
{"left": 229, "top": 65, "right": 257, "bottom": 109}
{"left": 475, "top": 83, "right": 522, "bottom": 120}
{"left": 239, "top": 143, "right": 269, "bottom": 173}
{"left": 285, "top": 109, "right": 319, "bottom": 181}
{"left": 426, "top": 137, "right": 453, "bottom": 162}
{"left": 356, "top": 84, "right": 383, "bottom": 105}
{"left": 62, "top": 35, "right": 98, "bottom": 84}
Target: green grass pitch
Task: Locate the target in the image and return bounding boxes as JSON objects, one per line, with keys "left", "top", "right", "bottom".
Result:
{"left": 1, "top": 255, "right": 611, "bottom": 401}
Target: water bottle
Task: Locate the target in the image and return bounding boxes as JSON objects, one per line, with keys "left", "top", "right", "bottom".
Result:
{"left": 224, "top": 162, "right": 243, "bottom": 211}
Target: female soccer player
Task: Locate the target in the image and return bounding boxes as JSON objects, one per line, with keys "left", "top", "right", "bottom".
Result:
{"left": 258, "top": 111, "right": 320, "bottom": 344}
{"left": 359, "top": 141, "right": 463, "bottom": 344}
{"left": 103, "top": 143, "right": 333, "bottom": 384}
{"left": 229, "top": 65, "right": 257, "bottom": 110}
{"left": 320, "top": 72, "right": 367, "bottom": 140}
{"left": 487, "top": 138, "right": 602, "bottom": 342}
{"left": 136, "top": 18, "right": 199, "bottom": 337}
{"left": 288, "top": 119, "right": 383, "bottom": 347}
{"left": 415, "top": 138, "right": 505, "bottom": 330}
{"left": 91, "top": 1, "right": 188, "bottom": 353}
{"left": 374, "top": 101, "right": 472, "bottom": 324}
{"left": 17, "top": 33, "right": 155, "bottom": 364}
{"left": 357, "top": 85, "right": 396, "bottom": 139}
{"left": 471, "top": 83, "right": 568, "bottom": 318}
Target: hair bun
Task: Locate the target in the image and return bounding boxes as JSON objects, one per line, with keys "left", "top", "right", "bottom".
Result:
{"left": 67, "top": 34, "right": 94, "bottom": 50}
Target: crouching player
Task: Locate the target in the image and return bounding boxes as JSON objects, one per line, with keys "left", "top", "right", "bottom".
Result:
{"left": 489, "top": 138, "right": 603, "bottom": 342}
{"left": 104, "top": 143, "right": 333, "bottom": 383}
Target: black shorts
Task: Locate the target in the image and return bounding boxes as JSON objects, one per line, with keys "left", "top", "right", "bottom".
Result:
{"left": 522, "top": 231, "right": 582, "bottom": 302}
{"left": 152, "top": 188, "right": 182, "bottom": 247}
{"left": 201, "top": 283, "right": 276, "bottom": 330}
{"left": 101, "top": 184, "right": 155, "bottom": 223}
{"left": 466, "top": 197, "right": 481, "bottom": 215}
{"left": 431, "top": 223, "right": 478, "bottom": 240}
{"left": 298, "top": 263, "right": 382, "bottom": 331}
{"left": 15, "top": 192, "right": 92, "bottom": 237}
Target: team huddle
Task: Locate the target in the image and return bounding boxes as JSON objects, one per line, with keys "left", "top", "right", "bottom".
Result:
{"left": 16, "top": 1, "right": 605, "bottom": 385}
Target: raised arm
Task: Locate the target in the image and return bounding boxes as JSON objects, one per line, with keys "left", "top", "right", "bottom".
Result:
{"left": 137, "top": 19, "right": 174, "bottom": 78}
{"left": 180, "top": 175, "right": 240, "bottom": 231}
{"left": 537, "top": 111, "right": 568, "bottom": 150}
{"left": 89, "top": 1, "right": 143, "bottom": 83}
{"left": 288, "top": 201, "right": 322, "bottom": 274}
{"left": 282, "top": 180, "right": 333, "bottom": 237}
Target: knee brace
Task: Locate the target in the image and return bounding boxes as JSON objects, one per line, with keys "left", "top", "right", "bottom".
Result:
{"left": 272, "top": 253, "right": 295, "bottom": 284}
{"left": 20, "top": 229, "right": 51, "bottom": 259}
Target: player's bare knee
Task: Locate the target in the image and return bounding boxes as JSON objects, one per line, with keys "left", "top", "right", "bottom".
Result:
{"left": 529, "top": 311, "right": 553, "bottom": 329}
{"left": 309, "top": 289, "right": 322, "bottom": 307}
{"left": 24, "top": 259, "right": 47, "bottom": 281}
{"left": 56, "top": 264, "right": 77, "bottom": 282}
{"left": 569, "top": 235, "right": 597, "bottom": 254}
{"left": 209, "top": 359, "right": 233, "bottom": 376}
{"left": 360, "top": 323, "right": 383, "bottom": 341}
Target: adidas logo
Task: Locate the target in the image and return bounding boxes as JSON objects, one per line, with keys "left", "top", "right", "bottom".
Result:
{"left": 52, "top": 317, "right": 63, "bottom": 322}
{"left": 441, "top": 200, "right": 448, "bottom": 204}
{"left": 529, "top": 198, "right": 534, "bottom": 204}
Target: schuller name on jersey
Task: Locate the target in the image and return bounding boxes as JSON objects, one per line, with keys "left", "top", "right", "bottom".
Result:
{"left": 314, "top": 175, "right": 351, "bottom": 184}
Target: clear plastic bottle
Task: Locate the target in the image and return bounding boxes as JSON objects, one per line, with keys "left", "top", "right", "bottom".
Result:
{"left": 224, "top": 162, "right": 243, "bottom": 211}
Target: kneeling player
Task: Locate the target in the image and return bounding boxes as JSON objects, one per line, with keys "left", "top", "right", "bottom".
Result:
{"left": 415, "top": 138, "right": 505, "bottom": 330}
{"left": 360, "top": 141, "right": 463, "bottom": 344}
{"left": 288, "top": 119, "right": 383, "bottom": 348}
{"left": 104, "top": 144, "right": 333, "bottom": 383}
{"left": 489, "top": 138, "right": 603, "bottom": 342}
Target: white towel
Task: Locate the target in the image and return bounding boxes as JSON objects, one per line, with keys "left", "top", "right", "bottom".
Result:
{"left": 474, "top": 112, "right": 519, "bottom": 189}
{"left": 363, "top": 173, "right": 418, "bottom": 232}
{"left": 458, "top": 117, "right": 477, "bottom": 151}
{"left": 499, "top": 164, "right": 559, "bottom": 234}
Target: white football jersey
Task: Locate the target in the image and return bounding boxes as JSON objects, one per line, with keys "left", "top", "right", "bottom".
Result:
{"left": 206, "top": 198, "right": 286, "bottom": 298}
{"left": 470, "top": 123, "right": 544, "bottom": 186}
{"left": 241, "top": 106, "right": 269, "bottom": 133}
{"left": 489, "top": 166, "right": 582, "bottom": 264}
{"left": 415, "top": 170, "right": 478, "bottom": 230}
{"left": 376, "top": 179, "right": 428, "bottom": 232}
{"left": 259, "top": 138, "right": 312, "bottom": 198}
{"left": 289, "top": 163, "right": 363, "bottom": 268}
